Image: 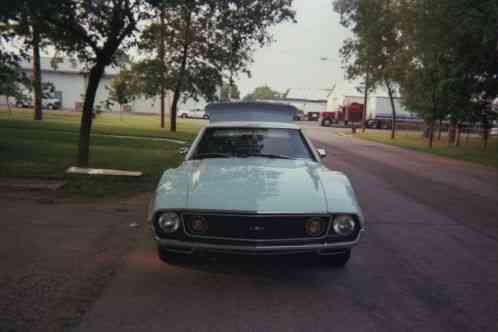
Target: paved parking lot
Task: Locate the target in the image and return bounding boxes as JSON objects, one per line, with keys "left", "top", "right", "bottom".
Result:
{"left": 74, "top": 123, "right": 498, "bottom": 332}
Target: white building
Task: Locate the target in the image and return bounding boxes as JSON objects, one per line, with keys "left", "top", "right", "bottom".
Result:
{"left": 0, "top": 57, "right": 204, "bottom": 114}
{"left": 256, "top": 89, "right": 329, "bottom": 119}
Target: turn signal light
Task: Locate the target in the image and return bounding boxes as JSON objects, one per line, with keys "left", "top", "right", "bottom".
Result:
{"left": 305, "top": 218, "right": 324, "bottom": 237}
{"left": 189, "top": 216, "right": 209, "bottom": 234}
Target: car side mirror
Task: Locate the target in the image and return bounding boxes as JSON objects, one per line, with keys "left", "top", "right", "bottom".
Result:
{"left": 317, "top": 148, "right": 327, "bottom": 159}
{"left": 178, "top": 147, "right": 189, "bottom": 155}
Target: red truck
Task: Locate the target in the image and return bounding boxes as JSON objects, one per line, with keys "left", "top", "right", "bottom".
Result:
{"left": 319, "top": 102, "right": 364, "bottom": 127}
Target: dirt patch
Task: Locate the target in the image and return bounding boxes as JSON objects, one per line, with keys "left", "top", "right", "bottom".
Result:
{"left": 0, "top": 190, "right": 149, "bottom": 332}
{"left": 0, "top": 177, "right": 65, "bottom": 191}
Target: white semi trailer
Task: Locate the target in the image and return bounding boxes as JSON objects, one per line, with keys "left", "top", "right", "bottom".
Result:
{"left": 366, "top": 97, "right": 422, "bottom": 129}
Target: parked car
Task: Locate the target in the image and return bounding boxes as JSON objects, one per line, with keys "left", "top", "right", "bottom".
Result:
{"left": 149, "top": 102, "right": 365, "bottom": 266}
{"left": 42, "top": 97, "right": 61, "bottom": 110}
{"left": 293, "top": 110, "right": 305, "bottom": 121}
{"left": 15, "top": 99, "right": 33, "bottom": 108}
{"left": 490, "top": 126, "right": 498, "bottom": 136}
{"left": 306, "top": 112, "right": 320, "bottom": 121}
{"left": 15, "top": 97, "right": 61, "bottom": 110}
{"left": 179, "top": 108, "right": 209, "bottom": 119}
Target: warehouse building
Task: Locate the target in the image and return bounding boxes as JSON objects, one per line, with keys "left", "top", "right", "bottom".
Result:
{"left": 0, "top": 57, "right": 201, "bottom": 114}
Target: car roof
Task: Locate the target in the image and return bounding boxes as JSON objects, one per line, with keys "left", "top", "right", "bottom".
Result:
{"left": 206, "top": 121, "right": 300, "bottom": 130}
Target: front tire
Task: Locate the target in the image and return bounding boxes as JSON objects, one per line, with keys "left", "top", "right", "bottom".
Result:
{"left": 321, "top": 118, "right": 332, "bottom": 127}
{"left": 320, "top": 249, "right": 351, "bottom": 267}
{"left": 157, "top": 246, "right": 186, "bottom": 264}
{"left": 181, "top": 113, "right": 188, "bottom": 119}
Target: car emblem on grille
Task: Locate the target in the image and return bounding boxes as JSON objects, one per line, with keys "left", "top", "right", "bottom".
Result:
{"left": 249, "top": 225, "right": 265, "bottom": 232}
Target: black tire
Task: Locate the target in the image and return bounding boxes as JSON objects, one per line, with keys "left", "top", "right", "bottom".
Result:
{"left": 203, "top": 114, "right": 209, "bottom": 119}
{"left": 157, "top": 246, "right": 186, "bottom": 264}
{"left": 321, "top": 118, "right": 332, "bottom": 127}
{"left": 320, "top": 249, "right": 351, "bottom": 267}
{"left": 181, "top": 113, "right": 188, "bottom": 119}
{"left": 47, "top": 104, "right": 54, "bottom": 110}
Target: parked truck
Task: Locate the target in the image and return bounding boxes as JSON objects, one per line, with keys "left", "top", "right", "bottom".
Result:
{"left": 365, "top": 97, "right": 422, "bottom": 129}
{"left": 319, "top": 102, "right": 364, "bottom": 127}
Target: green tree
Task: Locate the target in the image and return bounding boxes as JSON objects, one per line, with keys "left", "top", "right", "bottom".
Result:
{"left": 127, "top": 59, "right": 165, "bottom": 100}
{"left": 1, "top": 1, "right": 54, "bottom": 120}
{"left": 334, "top": 0, "right": 406, "bottom": 138}
{"left": 140, "top": 0, "right": 295, "bottom": 132}
{"left": 107, "top": 69, "right": 137, "bottom": 110}
{"left": 397, "top": 0, "right": 453, "bottom": 147}
{"left": 0, "top": 62, "right": 29, "bottom": 114}
{"left": 446, "top": 0, "right": 498, "bottom": 148}
{"left": 220, "top": 83, "right": 241, "bottom": 102}
{"left": 39, "top": 0, "right": 148, "bottom": 166}
{"left": 243, "top": 85, "right": 283, "bottom": 101}
{"left": 399, "top": 0, "right": 497, "bottom": 148}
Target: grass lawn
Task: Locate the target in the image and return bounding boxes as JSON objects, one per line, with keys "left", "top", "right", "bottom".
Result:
{"left": 0, "top": 107, "right": 203, "bottom": 141}
{"left": 0, "top": 108, "right": 204, "bottom": 198}
{"left": 356, "top": 130, "right": 498, "bottom": 169}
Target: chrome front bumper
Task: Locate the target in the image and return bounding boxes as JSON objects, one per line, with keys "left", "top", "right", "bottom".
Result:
{"left": 155, "top": 231, "right": 363, "bottom": 256}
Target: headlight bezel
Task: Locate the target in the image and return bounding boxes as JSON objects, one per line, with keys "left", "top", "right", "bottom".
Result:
{"left": 156, "top": 212, "right": 181, "bottom": 234}
{"left": 331, "top": 214, "right": 358, "bottom": 237}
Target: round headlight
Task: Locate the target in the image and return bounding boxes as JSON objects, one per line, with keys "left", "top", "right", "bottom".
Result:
{"left": 157, "top": 212, "right": 180, "bottom": 233}
{"left": 305, "top": 218, "right": 324, "bottom": 237}
{"left": 189, "top": 216, "right": 208, "bottom": 234}
{"left": 333, "top": 215, "right": 356, "bottom": 236}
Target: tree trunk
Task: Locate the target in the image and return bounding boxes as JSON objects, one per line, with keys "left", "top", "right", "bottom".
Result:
{"left": 32, "top": 24, "right": 43, "bottom": 121}
{"left": 428, "top": 119, "right": 435, "bottom": 148}
{"left": 77, "top": 63, "right": 105, "bottom": 166}
{"left": 159, "top": 4, "right": 166, "bottom": 129}
{"left": 361, "top": 71, "right": 369, "bottom": 133}
{"left": 169, "top": 9, "right": 192, "bottom": 133}
{"left": 422, "top": 120, "right": 430, "bottom": 139}
{"left": 482, "top": 120, "right": 489, "bottom": 150}
{"left": 455, "top": 124, "right": 461, "bottom": 147}
{"left": 437, "top": 119, "right": 442, "bottom": 140}
{"left": 6, "top": 96, "right": 12, "bottom": 117}
{"left": 448, "top": 120, "right": 456, "bottom": 145}
{"left": 386, "top": 80, "right": 397, "bottom": 139}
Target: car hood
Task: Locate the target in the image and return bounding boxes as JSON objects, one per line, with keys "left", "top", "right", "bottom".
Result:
{"left": 152, "top": 158, "right": 362, "bottom": 217}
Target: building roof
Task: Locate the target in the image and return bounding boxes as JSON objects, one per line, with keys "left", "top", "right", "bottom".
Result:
{"left": 19, "top": 57, "right": 119, "bottom": 76}
{"left": 285, "top": 88, "right": 331, "bottom": 102}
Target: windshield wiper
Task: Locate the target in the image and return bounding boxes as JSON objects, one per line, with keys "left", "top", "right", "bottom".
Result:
{"left": 244, "top": 153, "right": 294, "bottom": 160}
{"left": 194, "top": 153, "right": 231, "bottom": 159}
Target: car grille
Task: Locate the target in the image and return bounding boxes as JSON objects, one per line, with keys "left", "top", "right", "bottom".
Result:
{"left": 182, "top": 213, "right": 330, "bottom": 241}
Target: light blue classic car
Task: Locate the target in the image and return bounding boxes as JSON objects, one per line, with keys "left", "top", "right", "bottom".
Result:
{"left": 149, "top": 102, "right": 364, "bottom": 266}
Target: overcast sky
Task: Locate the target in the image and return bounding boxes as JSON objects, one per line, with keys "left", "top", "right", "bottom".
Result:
{"left": 236, "top": 0, "right": 360, "bottom": 100}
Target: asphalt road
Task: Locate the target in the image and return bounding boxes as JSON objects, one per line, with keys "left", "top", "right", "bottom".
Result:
{"left": 0, "top": 192, "right": 146, "bottom": 332}
{"left": 71, "top": 123, "right": 498, "bottom": 332}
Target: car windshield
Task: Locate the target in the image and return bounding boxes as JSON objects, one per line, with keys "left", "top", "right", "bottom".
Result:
{"left": 192, "top": 127, "right": 314, "bottom": 160}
